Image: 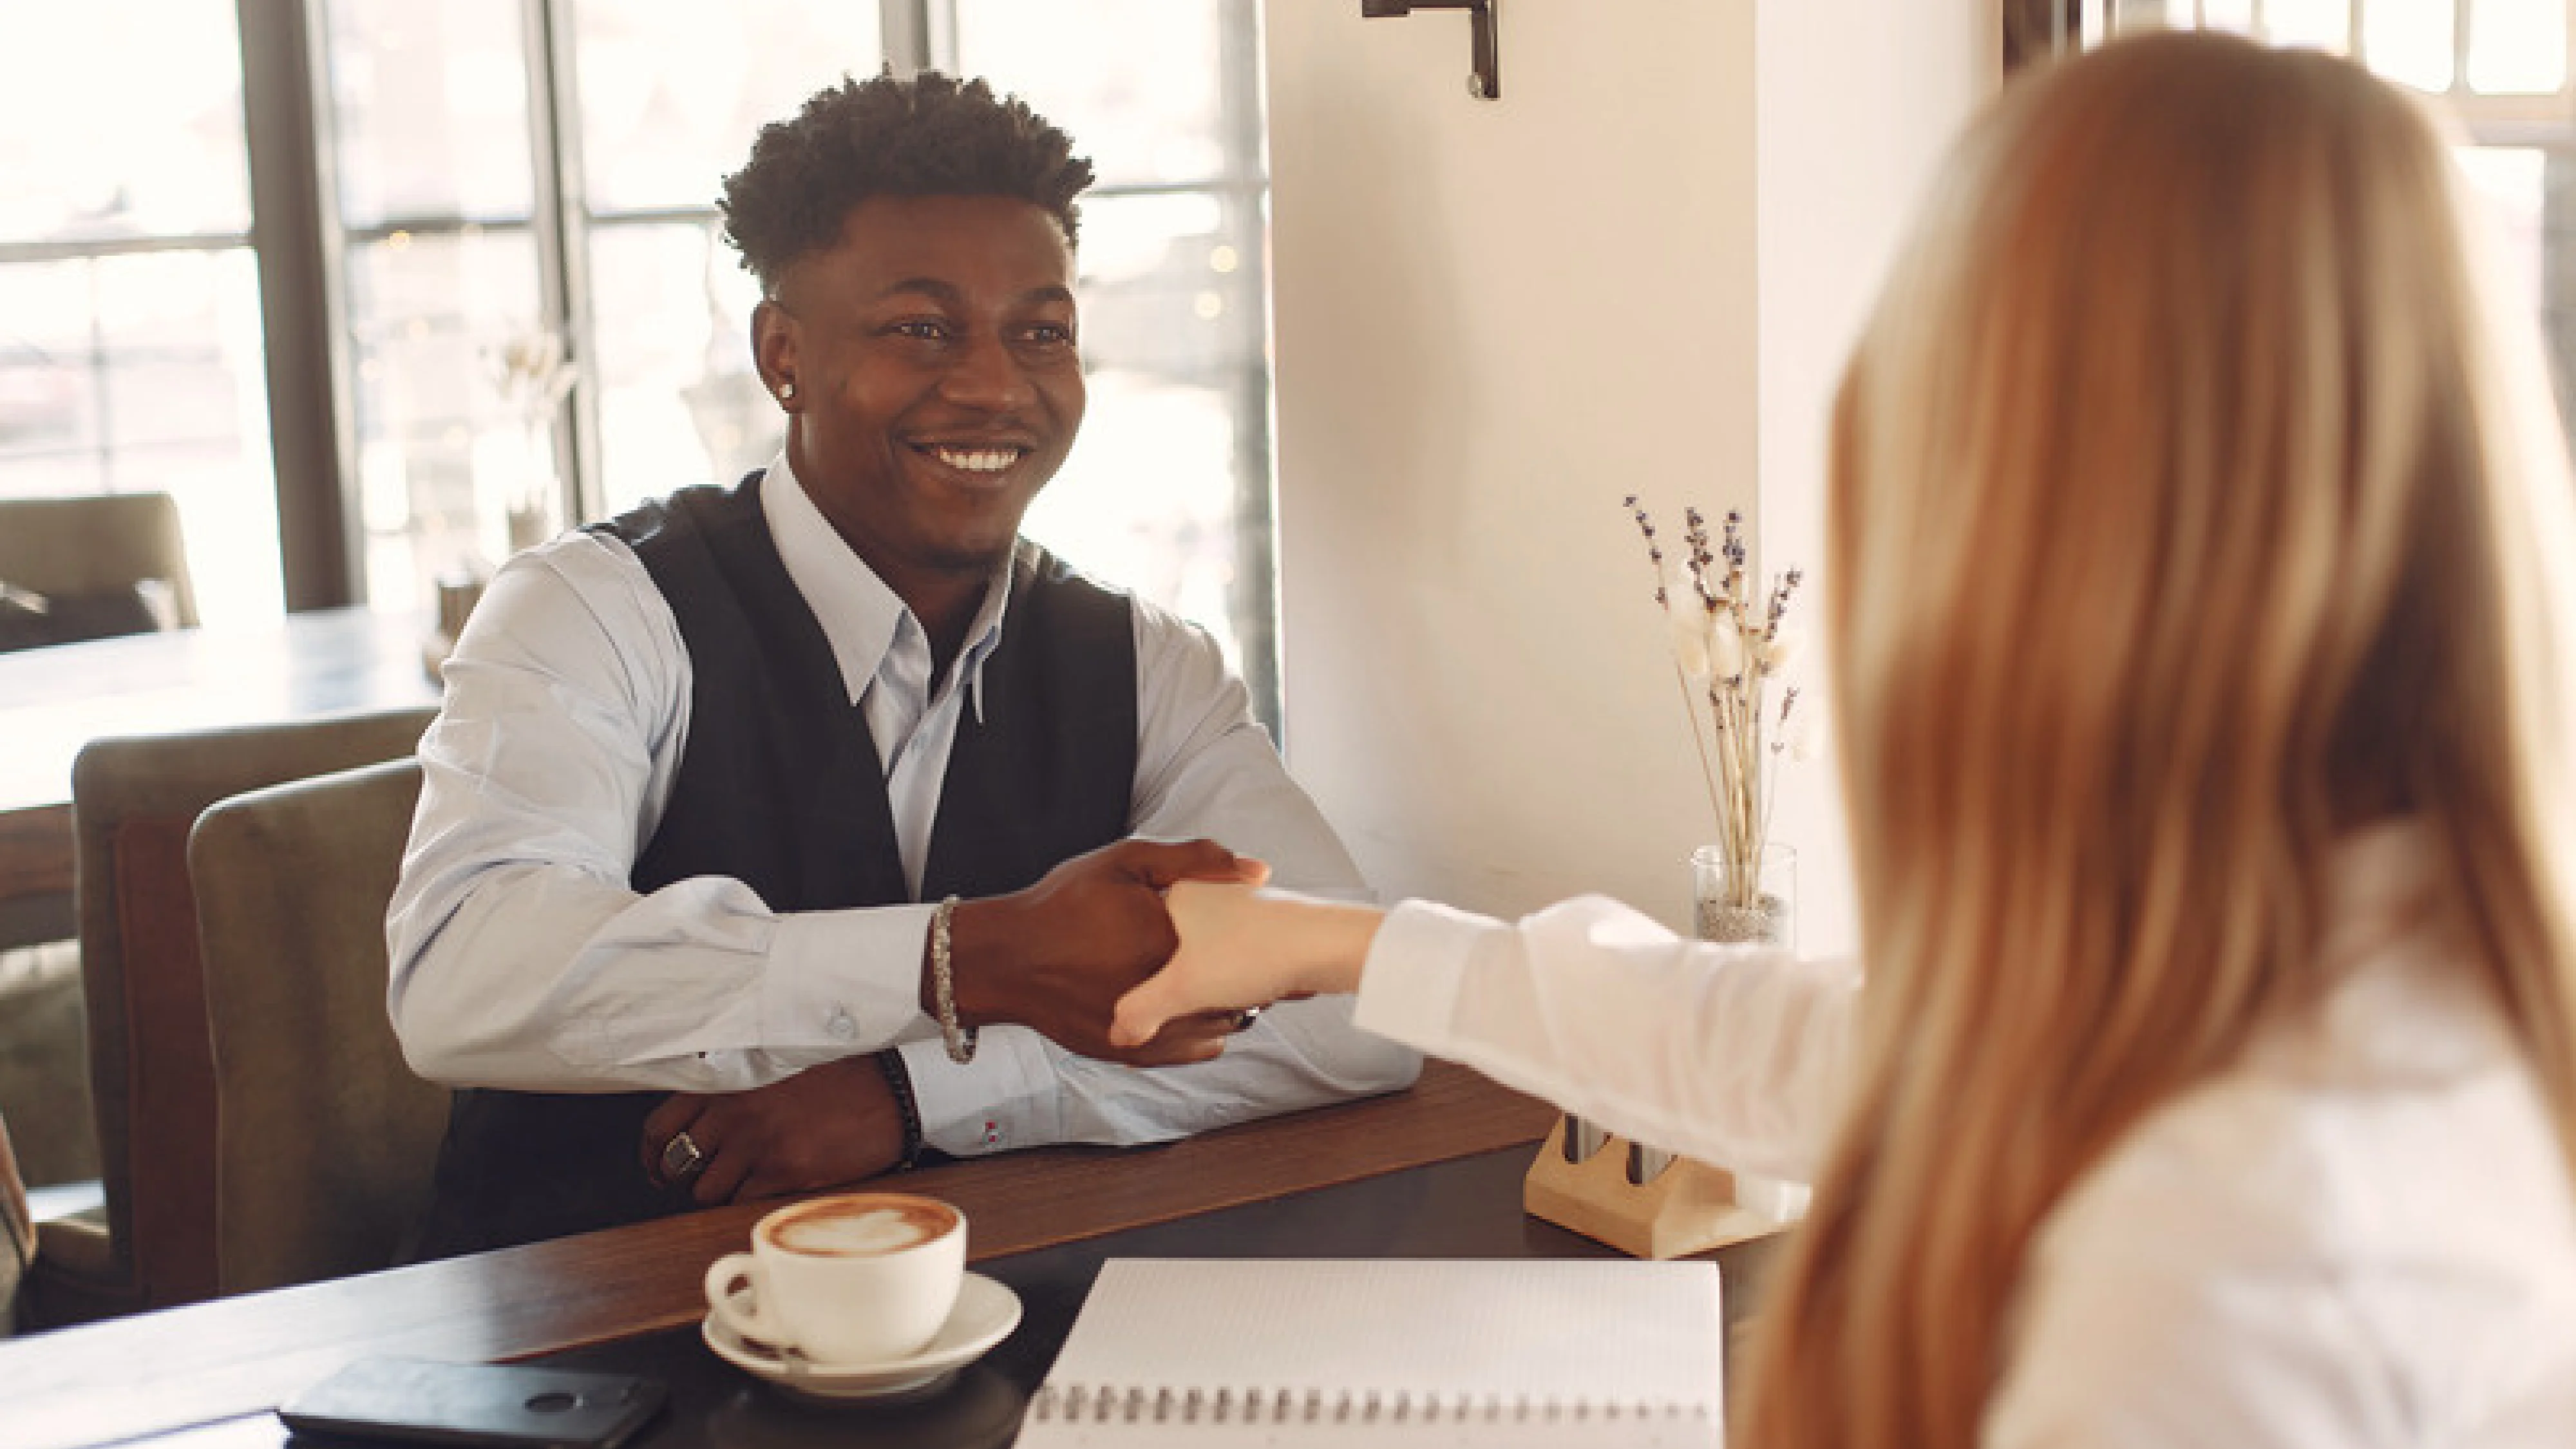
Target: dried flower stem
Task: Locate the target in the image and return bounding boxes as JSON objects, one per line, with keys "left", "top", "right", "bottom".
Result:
{"left": 1673, "top": 667, "right": 1730, "bottom": 848}
{"left": 1628, "top": 497, "right": 1802, "bottom": 913}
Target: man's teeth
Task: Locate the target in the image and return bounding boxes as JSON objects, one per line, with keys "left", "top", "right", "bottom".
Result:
{"left": 929, "top": 446, "right": 1023, "bottom": 473}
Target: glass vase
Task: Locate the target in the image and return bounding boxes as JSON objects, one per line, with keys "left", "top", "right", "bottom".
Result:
{"left": 1691, "top": 842, "right": 1795, "bottom": 950}
{"left": 1685, "top": 840, "right": 1810, "bottom": 1222}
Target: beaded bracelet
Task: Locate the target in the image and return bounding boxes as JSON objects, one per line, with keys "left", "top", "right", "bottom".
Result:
{"left": 929, "top": 894, "right": 977, "bottom": 1063}
{"left": 872, "top": 1049, "right": 925, "bottom": 1171}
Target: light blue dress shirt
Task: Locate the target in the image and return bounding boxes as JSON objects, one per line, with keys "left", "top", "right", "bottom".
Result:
{"left": 388, "top": 454, "right": 1418, "bottom": 1157}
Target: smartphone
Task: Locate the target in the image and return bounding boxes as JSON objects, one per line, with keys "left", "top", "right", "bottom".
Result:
{"left": 277, "top": 1357, "right": 667, "bottom": 1449}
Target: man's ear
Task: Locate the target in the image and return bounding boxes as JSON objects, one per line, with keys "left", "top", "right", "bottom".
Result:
{"left": 752, "top": 298, "right": 799, "bottom": 404}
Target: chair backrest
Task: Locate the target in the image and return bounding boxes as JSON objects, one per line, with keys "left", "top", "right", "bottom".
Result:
{"left": 40, "top": 706, "right": 437, "bottom": 1321}
{"left": 0, "top": 493, "right": 199, "bottom": 634}
{"left": 192, "top": 757, "right": 448, "bottom": 1294}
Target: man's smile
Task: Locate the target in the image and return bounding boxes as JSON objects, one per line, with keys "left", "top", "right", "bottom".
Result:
{"left": 916, "top": 441, "right": 1030, "bottom": 475}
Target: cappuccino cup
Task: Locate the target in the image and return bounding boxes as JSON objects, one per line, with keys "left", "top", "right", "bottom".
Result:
{"left": 703, "top": 1191, "right": 965, "bottom": 1366}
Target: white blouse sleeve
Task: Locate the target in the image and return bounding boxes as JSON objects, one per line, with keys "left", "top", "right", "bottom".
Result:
{"left": 1354, "top": 895, "right": 1859, "bottom": 1181}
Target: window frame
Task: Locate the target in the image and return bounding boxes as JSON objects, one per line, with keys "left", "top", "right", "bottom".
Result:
{"left": 2098, "top": 0, "right": 2576, "bottom": 140}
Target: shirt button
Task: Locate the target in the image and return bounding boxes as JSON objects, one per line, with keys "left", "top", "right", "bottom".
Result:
{"left": 828, "top": 1007, "right": 857, "bottom": 1041}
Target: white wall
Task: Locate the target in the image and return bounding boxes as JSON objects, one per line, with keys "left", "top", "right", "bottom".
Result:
{"left": 1267, "top": 1, "right": 1990, "bottom": 949}
{"left": 1753, "top": 2, "right": 1996, "bottom": 955}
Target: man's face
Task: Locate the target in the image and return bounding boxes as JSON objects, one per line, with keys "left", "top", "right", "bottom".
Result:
{"left": 762, "top": 194, "right": 1084, "bottom": 585}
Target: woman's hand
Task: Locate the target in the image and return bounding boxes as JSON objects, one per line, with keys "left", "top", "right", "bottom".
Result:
{"left": 944, "top": 837, "right": 1266, "bottom": 1065}
{"left": 1110, "top": 878, "right": 1385, "bottom": 1048}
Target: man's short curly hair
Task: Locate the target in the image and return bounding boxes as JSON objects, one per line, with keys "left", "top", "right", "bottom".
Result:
{"left": 719, "top": 70, "right": 1094, "bottom": 294}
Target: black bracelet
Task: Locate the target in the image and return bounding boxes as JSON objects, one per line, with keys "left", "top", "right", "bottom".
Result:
{"left": 874, "top": 1048, "right": 926, "bottom": 1171}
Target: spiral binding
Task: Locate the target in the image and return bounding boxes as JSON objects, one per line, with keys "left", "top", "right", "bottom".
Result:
{"left": 1025, "top": 1383, "right": 1714, "bottom": 1426}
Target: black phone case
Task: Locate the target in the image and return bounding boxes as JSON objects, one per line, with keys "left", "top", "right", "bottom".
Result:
{"left": 277, "top": 1358, "right": 667, "bottom": 1449}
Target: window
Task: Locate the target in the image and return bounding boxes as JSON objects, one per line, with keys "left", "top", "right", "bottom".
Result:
{"left": 0, "top": 2, "right": 283, "bottom": 625}
{"left": 2114, "top": 0, "right": 2568, "bottom": 107}
{"left": 5, "top": 2, "right": 1282, "bottom": 721}
{"left": 325, "top": 0, "right": 549, "bottom": 618}
{"left": 317, "top": 0, "right": 887, "bottom": 621}
{"left": 2072, "top": 2, "right": 2576, "bottom": 427}
{"left": 566, "top": 4, "right": 886, "bottom": 522}
{"left": 957, "top": 0, "right": 1280, "bottom": 709}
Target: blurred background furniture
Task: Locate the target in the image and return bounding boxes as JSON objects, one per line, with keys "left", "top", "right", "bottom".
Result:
{"left": 0, "top": 942, "right": 95, "bottom": 1202}
{"left": 0, "top": 609, "right": 440, "bottom": 1262}
{"left": 0, "top": 491, "right": 211, "bottom": 1277}
{"left": 0, "top": 494, "right": 198, "bottom": 654}
{"left": 0, "top": 605, "right": 440, "bottom": 833}
{"left": 0, "top": 831, "right": 77, "bottom": 960}
{"left": 191, "top": 757, "right": 448, "bottom": 1295}
{"left": 0, "top": 490, "right": 198, "bottom": 1287}
{"left": 19, "top": 707, "right": 439, "bottom": 1328}
{"left": 1, "top": 1108, "right": 32, "bottom": 1336}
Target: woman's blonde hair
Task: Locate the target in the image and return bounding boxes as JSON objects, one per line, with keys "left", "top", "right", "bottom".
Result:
{"left": 1741, "top": 30, "right": 2576, "bottom": 1449}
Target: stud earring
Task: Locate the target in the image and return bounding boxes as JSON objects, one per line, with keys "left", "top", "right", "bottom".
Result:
{"left": 777, "top": 380, "right": 796, "bottom": 403}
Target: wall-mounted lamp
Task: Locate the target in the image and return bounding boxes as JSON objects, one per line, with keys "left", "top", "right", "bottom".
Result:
{"left": 1362, "top": 0, "right": 1501, "bottom": 100}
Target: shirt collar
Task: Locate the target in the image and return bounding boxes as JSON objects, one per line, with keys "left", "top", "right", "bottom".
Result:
{"left": 2256, "top": 819, "right": 2510, "bottom": 1086}
{"left": 758, "top": 451, "right": 1017, "bottom": 712}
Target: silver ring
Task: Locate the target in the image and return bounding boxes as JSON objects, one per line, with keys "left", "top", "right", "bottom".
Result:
{"left": 1229, "top": 1005, "right": 1266, "bottom": 1033}
{"left": 660, "top": 1129, "right": 706, "bottom": 1182}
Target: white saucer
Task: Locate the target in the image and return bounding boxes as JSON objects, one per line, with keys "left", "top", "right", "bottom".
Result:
{"left": 701, "top": 1272, "right": 1021, "bottom": 1403}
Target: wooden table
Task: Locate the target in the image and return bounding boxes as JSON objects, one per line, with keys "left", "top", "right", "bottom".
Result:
{"left": 5, "top": 1063, "right": 1580, "bottom": 1449}
{"left": 556, "top": 1145, "right": 1780, "bottom": 1449}
{"left": 0, "top": 607, "right": 439, "bottom": 920}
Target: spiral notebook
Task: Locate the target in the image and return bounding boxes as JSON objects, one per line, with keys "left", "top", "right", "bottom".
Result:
{"left": 1016, "top": 1257, "right": 1725, "bottom": 1446}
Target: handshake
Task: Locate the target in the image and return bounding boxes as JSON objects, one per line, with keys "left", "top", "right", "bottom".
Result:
{"left": 643, "top": 837, "right": 1379, "bottom": 1206}
{"left": 955, "top": 837, "right": 1378, "bottom": 1069}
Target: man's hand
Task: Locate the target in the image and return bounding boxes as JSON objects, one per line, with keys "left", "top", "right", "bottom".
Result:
{"left": 639, "top": 1057, "right": 904, "bottom": 1206}
{"left": 945, "top": 838, "right": 1264, "bottom": 1066}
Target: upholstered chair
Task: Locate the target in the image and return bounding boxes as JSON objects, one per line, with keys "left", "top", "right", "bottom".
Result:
{"left": 191, "top": 757, "right": 449, "bottom": 1294}
{"left": 0, "top": 493, "right": 200, "bottom": 649}
{"left": 21, "top": 707, "right": 438, "bottom": 1327}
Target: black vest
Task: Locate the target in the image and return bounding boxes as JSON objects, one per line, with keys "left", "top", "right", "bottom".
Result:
{"left": 414, "top": 473, "right": 1137, "bottom": 1256}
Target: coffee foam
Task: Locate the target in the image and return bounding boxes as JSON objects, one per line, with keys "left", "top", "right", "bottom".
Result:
{"left": 767, "top": 1197, "right": 955, "bottom": 1257}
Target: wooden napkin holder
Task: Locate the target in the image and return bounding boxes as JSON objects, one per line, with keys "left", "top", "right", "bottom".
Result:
{"left": 1522, "top": 1117, "right": 1782, "bottom": 1260}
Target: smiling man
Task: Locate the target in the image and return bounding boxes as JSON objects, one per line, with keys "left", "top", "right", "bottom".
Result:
{"left": 386, "top": 72, "right": 1419, "bottom": 1257}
